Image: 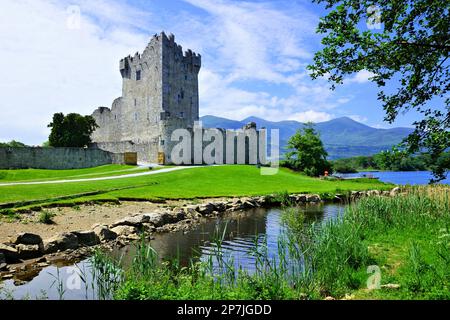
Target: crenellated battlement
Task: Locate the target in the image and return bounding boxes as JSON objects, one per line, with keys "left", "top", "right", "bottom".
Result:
{"left": 119, "top": 31, "right": 201, "bottom": 79}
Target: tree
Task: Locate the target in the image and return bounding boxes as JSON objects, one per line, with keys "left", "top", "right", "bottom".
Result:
{"left": 48, "top": 113, "right": 98, "bottom": 147}
{"left": 308, "top": 0, "right": 449, "bottom": 182}
{"left": 285, "top": 123, "right": 332, "bottom": 176}
{"left": 0, "top": 140, "right": 28, "bottom": 148}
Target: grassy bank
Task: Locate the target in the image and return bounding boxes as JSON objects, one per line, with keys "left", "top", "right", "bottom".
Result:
{"left": 0, "top": 166, "right": 390, "bottom": 211}
{"left": 0, "top": 165, "right": 145, "bottom": 182}
{"left": 89, "top": 186, "right": 449, "bottom": 300}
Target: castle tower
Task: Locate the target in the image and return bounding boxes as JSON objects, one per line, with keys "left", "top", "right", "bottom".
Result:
{"left": 91, "top": 32, "right": 201, "bottom": 163}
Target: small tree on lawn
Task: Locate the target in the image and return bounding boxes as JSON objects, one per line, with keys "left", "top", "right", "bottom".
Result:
{"left": 285, "top": 123, "right": 331, "bottom": 177}
{"left": 48, "top": 113, "right": 98, "bottom": 148}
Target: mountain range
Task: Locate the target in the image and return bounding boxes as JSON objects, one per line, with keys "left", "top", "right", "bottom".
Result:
{"left": 200, "top": 115, "right": 414, "bottom": 159}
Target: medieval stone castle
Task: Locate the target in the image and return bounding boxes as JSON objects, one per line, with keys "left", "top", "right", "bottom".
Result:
{"left": 91, "top": 32, "right": 266, "bottom": 165}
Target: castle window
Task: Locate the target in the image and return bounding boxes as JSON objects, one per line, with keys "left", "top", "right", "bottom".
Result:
{"left": 160, "top": 139, "right": 165, "bottom": 146}
{"left": 185, "top": 75, "right": 188, "bottom": 80}
{"left": 134, "top": 98, "right": 137, "bottom": 106}
{"left": 181, "top": 89, "right": 184, "bottom": 99}
{"left": 135, "top": 113, "right": 138, "bottom": 121}
{"left": 136, "top": 70, "right": 141, "bottom": 81}
{"left": 180, "top": 112, "right": 184, "bottom": 119}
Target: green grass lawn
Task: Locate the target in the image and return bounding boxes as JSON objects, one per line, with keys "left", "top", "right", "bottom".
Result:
{"left": 0, "top": 165, "right": 391, "bottom": 210}
{"left": 0, "top": 164, "right": 145, "bottom": 182}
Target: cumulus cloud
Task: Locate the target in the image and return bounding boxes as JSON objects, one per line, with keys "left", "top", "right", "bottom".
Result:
{"left": 0, "top": 0, "right": 356, "bottom": 144}
{"left": 347, "top": 115, "right": 368, "bottom": 123}
{"left": 288, "top": 111, "right": 333, "bottom": 123}
{"left": 347, "top": 70, "right": 376, "bottom": 84}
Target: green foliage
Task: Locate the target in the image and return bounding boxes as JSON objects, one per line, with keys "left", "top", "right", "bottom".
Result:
{"left": 0, "top": 140, "right": 28, "bottom": 148}
{"left": 38, "top": 210, "right": 55, "bottom": 224}
{"left": 264, "top": 191, "right": 293, "bottom": 207}
{"left": 309, "top": 0, "right": 450, "bottom": 181}
{"left": 332, "top": 150, "right": 439, "bottom": 173}
{"left": 87, "top": 187, "right": 449, "bottom": 300}
{"left": 48, "top": 112, "right": 98, "bottom": 147}
{"left": 284, "top": 123, "right": 332, "bottom": 177}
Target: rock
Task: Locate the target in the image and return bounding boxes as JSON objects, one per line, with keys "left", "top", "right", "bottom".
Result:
{"left": 144, "top": 212, "right": 166, "bottom": 227}
{"left": 111, "top": 225, "right": 138, "bottom": 237}
{"left": 110, "top": 214, "right": 150, "bottom": 228}
{"left": 381, "top": 283, "right": 401, "bottom": 289}
{"left": 390, "top": 187, "right": 401, "bottom": 197}
{"left": 0, "top": 244, "right": 19, "bottom": 263}
{"left": 213, "top": 202, "right": 226, "bottom": 212}
{"left": 0, "top": 263, "right": 7, "bottom": 271}
{"left": 92, "top": 225, "right": 117, "bottom": 242}
{"left": 324, "top": 296, "right": 335, "bottom": 300}
{"left": 367, "top": 190, "right": 381, "bottom": 197}
{"left": 72, "top": 230, "right": 99, "bottom": 247}
{"left": 185, "top": 205, "right": 199, "bottom": 214}
{"left": 16, "top": 244, "right": 42, "bottom": 260}
{"left": 306, "top": 194, "right": 321, "bottom": 202}
{"left": 43, "top": 233, "right": 79, "bottom": 254}
{"left": 12, "top": 233, "right": 43, "bottom": 246}
{"left": 242, "top": 200, "right": 256, "bottom": 208}
{"left": 142, "top": 223, "right": 156, "bottom": 233}
{"left": 0, "top": 252, "right": 5, "bottom": 264}
{"left": 197, "top": 203, "right": 216, "bottom": 215}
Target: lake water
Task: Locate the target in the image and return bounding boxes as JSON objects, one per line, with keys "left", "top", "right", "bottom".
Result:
{"left": 342, "top": 171, "right": 450, "bottom": 185}
{"left": 0, "top": 204, "right": 345, "bottom": 300}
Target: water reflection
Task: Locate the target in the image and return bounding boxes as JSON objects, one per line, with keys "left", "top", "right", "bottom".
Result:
{"left": 1, "top": 203, "right": 345, "bottom": 300}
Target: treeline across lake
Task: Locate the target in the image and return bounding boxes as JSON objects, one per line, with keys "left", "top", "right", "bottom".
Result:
{"left": 332, "top": 151, "right": 450, "bottom": 173}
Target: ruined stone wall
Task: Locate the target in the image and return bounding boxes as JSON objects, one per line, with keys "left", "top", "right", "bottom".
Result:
{"left": 91, "top": 32, "right": 201, "bottom": 164}
{"left": 0, "top": 147, "right": 125, "bottom": 170}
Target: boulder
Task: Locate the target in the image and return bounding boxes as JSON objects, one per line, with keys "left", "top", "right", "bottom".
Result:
{"left": 142, "top": 223, "right": 156, "bottom": 233}
{"left": 16, "top": 244, "right": 43, "bottom": 260}
{"left": 144, "top": 213, "right": 166, "bottom": 227}
{"left": 0, "top": 244, "right": 19, "bottom": 263}
{"left": 0, "top": 263, "right": 7, "bottom": 271}
{"left": 92, "top": 225, "right": 117, "bottom": 242}
{"left": 0, "top": 252, "right": 5, "bottom": 264}
{"left": 390, "top": 187, "right": 401, "bottom": 197}
{"left": 110, "top": 214, "right": 150, "bottom": 228}
{"left": 111, "top": 225, "right": 138, "bottom": 237}
{"left": 72, "top": 230, "right": 100, "bottom": 247}
{"left": 367, "top": 190, "right": 381, "bottom": 197}
{"left": 43, "top": 233, "right": 79, "bottom": 254}
{"left": 12, "top": 233, "right": 43, "bottom": 246}
{"left": 197, "top": 203, "right": 216, "bottom": 215}
{"left": 306, "top": 195, "right": 321, "bottom": 202}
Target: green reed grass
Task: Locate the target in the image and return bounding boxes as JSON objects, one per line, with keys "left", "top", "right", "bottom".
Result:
{"left": 87, "top": 186, "right": 449, "bottom": 300}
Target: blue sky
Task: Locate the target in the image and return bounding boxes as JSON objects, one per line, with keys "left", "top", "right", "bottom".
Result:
{"left": 0, "top": 0, "right": 422, "bottom": 145}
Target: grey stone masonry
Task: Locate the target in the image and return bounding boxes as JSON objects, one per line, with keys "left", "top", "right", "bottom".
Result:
{"left": 91, "top": 32, "right": 266, "bottom": 165}
{"left": 0, "top": 147, "right": 125, "bottom": 170}
{"left": 91, "top": 32, "right": 201, "bottom": 163}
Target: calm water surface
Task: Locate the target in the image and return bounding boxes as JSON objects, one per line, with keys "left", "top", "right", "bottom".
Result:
{"left": 0, "top": 204, "right": 345, "bottom": 300}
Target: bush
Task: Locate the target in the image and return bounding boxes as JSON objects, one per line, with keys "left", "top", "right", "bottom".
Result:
{"left": 38, "top": 211, "right": 55, "bottom": 224}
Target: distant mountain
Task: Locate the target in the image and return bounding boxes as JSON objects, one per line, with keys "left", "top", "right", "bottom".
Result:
{"left": 200, "top": 115, "right": 414, "bottom": 159}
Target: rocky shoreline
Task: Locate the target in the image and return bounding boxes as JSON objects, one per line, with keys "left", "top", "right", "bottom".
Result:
{"left": 0, "top": 188, "right": 401, "bottom": 283}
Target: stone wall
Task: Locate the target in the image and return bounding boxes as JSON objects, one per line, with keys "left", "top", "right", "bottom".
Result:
{"left": 0, "top": 147, "right": 125, "bottom": 170}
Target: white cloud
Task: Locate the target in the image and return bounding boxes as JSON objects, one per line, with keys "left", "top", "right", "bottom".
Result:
{"left": 0, "top": 0, "right": 358, "bottom": 144}
{"left": 347, "top": 115, "right": 368, "bottom": 123}
{"left": 288, "top": 111, "right": 333, "bottom": 123}
{"left": 347, "top": 70, "right": 376, "bottom": 84}
{"left": 0, "top": 0, "right": 150, "bottom": 144}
